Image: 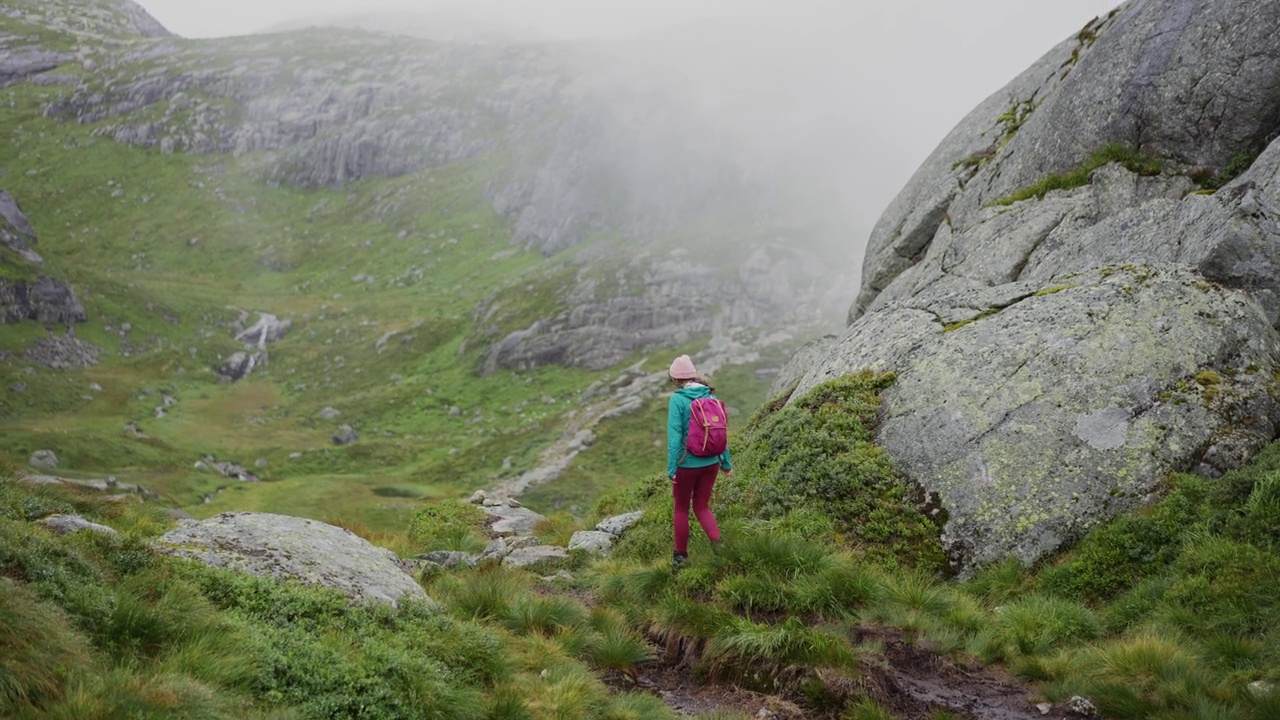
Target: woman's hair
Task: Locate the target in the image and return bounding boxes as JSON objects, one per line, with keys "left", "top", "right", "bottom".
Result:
{"left": 674, "top": 376, "right": 715, "bottom": 393}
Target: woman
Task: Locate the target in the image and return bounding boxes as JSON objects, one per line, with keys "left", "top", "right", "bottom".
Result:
{"left": 666, "top": 354, "right": 731, "bottom": 569}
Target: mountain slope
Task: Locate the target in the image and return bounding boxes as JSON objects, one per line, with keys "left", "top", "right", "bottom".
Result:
{"left": 0, "top": 0, "right": 840, "bottom": 528}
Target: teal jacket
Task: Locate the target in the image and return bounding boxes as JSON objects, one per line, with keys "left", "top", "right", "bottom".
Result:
{"left": 667, "top": 383, "right": 733, "bottom": 478}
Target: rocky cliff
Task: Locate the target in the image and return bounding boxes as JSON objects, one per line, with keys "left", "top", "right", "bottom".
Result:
{"left": 0, "top": 191, "right": 85, "bottom": 327}
{"left": 780, "top": 0, "right": 1280, "bottom": 573}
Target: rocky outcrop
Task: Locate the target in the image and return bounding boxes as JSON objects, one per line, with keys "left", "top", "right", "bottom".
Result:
{"left": 0, "top": 277, "right": 86, "bottom": 327}
{"left": 235, "top": 313, "right": 291, "bottom": 348}
{"left": 478, "top": 243, "right": 847, "bottom": 374}
{"left": 0, "top": 191, "right": 42, "bottom": 264}
{"left": 9, "top": 11, "right": 851, "bottom": 370}
{"left": 40, "top": 514, "right": 118, "bottom": 537}
{"left": 215, "top": 351, "right": 265, "bottom": 382}
{"left": 1, "top": 0, "right": 170, "bottom": 41}
{"left": 155, "top": 512, "right": 431, "bottom": 607}
{"left": 855, "top": 1, "right": 1280, "bottom": 320}
{"left": 790, "top": 0, "right": 1280, "bottom": 573}
{"left": 215, "top": 312, "right": 290, "bottom": 381}
{"left": 796, "top": 266, "right": 1279, "bottom": 570}
{"left": 0, "top": 191, "right": 87, "bottom": 328}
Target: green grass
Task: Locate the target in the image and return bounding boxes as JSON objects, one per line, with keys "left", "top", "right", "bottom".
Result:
{"left": 991, "top": 144, "right": 1163, "bottom": 207}
{"left": 0, "top": 66, "right": 791, "bottom": 535}
{"left": 0, "top": 464, "right": 689, "bottom": 719}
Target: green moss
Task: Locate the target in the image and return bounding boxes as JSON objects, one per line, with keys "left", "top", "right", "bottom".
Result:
{"left": 723, "top": 371, "right": 946, "bottom": 570}
{"left": 1195, "top": 370, "right": 1222, "bottom": 387}
{"left": 1197, "top": 152, "right": 1259, "bottom": 191}
{"left": 1033, "top": 284, "right": 1076, "bottom": 297}
{"left": 943, "top": 307, "right": 1001, "bottom": 332}
{"left": 991, "top": 144, "right": 1163, "bottom": 207}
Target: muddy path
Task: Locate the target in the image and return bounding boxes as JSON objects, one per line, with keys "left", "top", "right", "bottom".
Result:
{"left": 622, "top": 626, "right": 1095, "bottom": 720}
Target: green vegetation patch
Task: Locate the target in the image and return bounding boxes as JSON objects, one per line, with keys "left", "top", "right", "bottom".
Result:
{"left": 991, "top": 144, "right": 1163, "bottom": 207}
{"left": 726, "top": 371, "right": 946, "bottom": 570}
{"left": 0, "top": 461, "right": 678, "bottom": 719}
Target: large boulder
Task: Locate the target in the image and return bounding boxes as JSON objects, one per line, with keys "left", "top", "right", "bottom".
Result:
{"left": 28, "top": 450, "right": 57, "bottom": 470}
{"left": 154, "top": 513, "right": 432, "bottom": 607}
{"left": 855, "top": 0, "right": 1280, "bottom": 321}
{"left": 795, "top": 267, "right": 1280, "bottom": 570}
{"left": 792, "top": 0, "right": 1280, "bottom": 574}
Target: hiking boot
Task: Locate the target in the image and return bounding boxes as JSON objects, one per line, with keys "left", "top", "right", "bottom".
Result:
{"left": 671, "top": 552, "right": 689, "bottom": 571}
{"left": 710, "top": 539, "right": 724, "bottom": 557}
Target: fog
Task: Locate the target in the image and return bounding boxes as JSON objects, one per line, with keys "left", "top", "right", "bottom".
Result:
{"left": 136, "top": 0, "right": 1124, "bottom": 269}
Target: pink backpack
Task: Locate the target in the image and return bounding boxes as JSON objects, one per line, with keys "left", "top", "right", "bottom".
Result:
{"left": 686, "top": 397, "right": 729, "bottom": 457}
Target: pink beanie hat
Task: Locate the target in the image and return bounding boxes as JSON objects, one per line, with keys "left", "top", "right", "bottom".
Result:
{"left": 669, "top": 354, "right": 698, "bottom": 380}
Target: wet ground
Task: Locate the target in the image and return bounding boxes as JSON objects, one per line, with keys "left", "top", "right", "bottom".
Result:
{"left": 626, "top": 626, "right": 1095, "bottom": 720}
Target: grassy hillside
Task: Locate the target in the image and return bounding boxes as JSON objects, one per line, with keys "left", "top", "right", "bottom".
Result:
{"left": 7, "top": 372, "right": 1280, "bottom": 719}
{"left": 0, "top": 20, "right": 809, "bottom": 534}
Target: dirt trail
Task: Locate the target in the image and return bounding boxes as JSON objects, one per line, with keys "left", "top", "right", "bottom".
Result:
{"left": 857, "top": 628, "right": 1082, "bottom": 720}
{"left": 625, "top": 627, "right": 1090, "bottom": 720}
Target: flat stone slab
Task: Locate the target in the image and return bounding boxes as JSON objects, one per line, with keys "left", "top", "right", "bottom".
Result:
{"left": 39, "top": 514, "right": 118, "bottom": 537}
{"left": 502, "top": 545, "right": 569, "bottom": 568}
{"left": 483, "top": 505, "right": 547, "bottom": 537}
{"left": 596, "top": 511, "right": 643, "bottom": 536}
{"left": 568, "top": 530, "right": 615, "bottom": 556}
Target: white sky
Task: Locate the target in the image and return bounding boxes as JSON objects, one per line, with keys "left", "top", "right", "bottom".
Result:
{"left": 138, "top": 0, "right": 1124, "bottom": 46}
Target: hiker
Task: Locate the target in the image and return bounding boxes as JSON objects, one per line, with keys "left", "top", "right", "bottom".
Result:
{"left": 666, "top": 354, "right": 731, "bottom": 569}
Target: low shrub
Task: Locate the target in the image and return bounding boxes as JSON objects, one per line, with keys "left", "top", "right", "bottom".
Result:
{"left": 978, "top": 594, "right": 1100, "bottom": 662}
{"left": 407, "top": 500, "right": 488, "bottom": 553}
{"left": 724, "top": 372, "right": 945, "bottom": 570}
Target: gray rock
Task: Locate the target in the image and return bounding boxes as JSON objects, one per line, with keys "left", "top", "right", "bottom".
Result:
{"left": 769, "top": 334, "right": 838, "bottom": 399}
{"left": 0, "top": 278, "right": 87, "bottom": 327}
{"left": 28, "top": 449, "right": 58, "bottom": 470}
{"left": 1068, "top": 696, "right": 1098, "bottom": 717}
{"left": 477, "top": 537, "right": 511, "bottom": 562}
{"left": 320, "top": 406, "right": 341, "bottom": 420}
{"left": 332, "top": 425, "right": 359, "bottom": 445}
{"left": 22, "top": 331, "right": 99, "bottom": 369}
{"left": 502, "top": 545, "right": 569, "bottom": 568}
{"left": 467, "top": 490, "right": 488, "bottom": 504}
{"left": 795, "top": 267, "right": 1280, "bottom": 573}
{"left": 39, "top": 514, "right": 119, "bottom": 537}
{"left": 235, "top": 312, "right": 291, "bottom": 348}
{"left": 857, "top": 1, "right": 1280, "bottom": 321}
{"left": 154, "top": 512, "right": 431, "bottom": 606}
{"left": 567, "top": 530, "right": 615, "bottom": 556}
{"left": 0, "top": 190, "right": 39, "bottom": 260}
{"left": 216, "top": 351, "right": 266, "bottom": 382}
{"left": 793, "top": 0, "right": 1280, "bottom": 576}
{"left": 483, "top": 505, "right": 547, "bottom": 537}
{"left": 208, "top": 459, "right": 260, "bottom": 482}
{"left": 418, "top": 550, "right": 475, "bottom": 569}
{"left": 595, "top": 511, "right": 643, "bottom": 537}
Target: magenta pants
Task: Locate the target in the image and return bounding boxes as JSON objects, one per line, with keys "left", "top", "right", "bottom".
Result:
{"left": 672, "top": 464, "right": 721, "bottom": 553}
